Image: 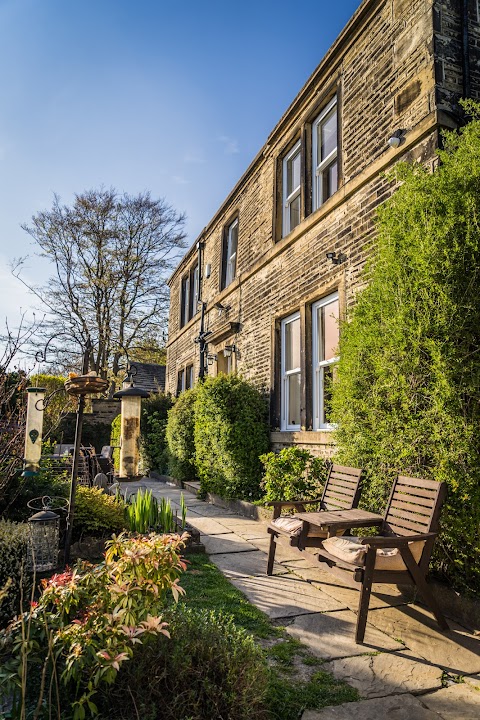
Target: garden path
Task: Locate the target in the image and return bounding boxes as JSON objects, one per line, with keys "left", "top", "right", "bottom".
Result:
{"left": 121, "top": 478, "right": 480, "bottom": 720}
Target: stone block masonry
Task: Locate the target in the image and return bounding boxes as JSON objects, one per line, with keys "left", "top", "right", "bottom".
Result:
{"left": 166, "top": 0, "right": 479, "bottom": 456}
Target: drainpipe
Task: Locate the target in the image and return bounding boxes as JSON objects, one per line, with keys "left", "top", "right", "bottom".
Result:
{"left": 461, "top": 0, "right": 471, "bottom": 98}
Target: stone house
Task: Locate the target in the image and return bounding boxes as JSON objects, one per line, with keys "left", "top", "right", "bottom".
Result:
{"left": 165, "top": 0, "right": 479, "bottom": 456}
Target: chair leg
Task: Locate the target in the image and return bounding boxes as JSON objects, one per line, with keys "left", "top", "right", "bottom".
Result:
{"left": 267, "top": 532, "right": 277, "bottom": 576}
{"left": 355, "top": 547, "right": 376, "bottom": 643}
{"left": 400, "top": 547, "right": 449, "bottom": 631}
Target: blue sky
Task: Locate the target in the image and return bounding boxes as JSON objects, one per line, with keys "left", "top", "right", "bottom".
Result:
{"left": 0, "top": 0, "right": 362, "bottom": 324}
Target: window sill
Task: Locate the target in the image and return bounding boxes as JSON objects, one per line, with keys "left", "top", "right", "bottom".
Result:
{"left": 271, "top": 430, "right": 335, "bottom": 445}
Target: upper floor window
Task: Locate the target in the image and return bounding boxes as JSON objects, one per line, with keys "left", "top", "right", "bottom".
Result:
{"left": 180, "top": 262, "right": 199, "bottom": 328}
{"left": 312, "top": 292, "right": 339, "bottom": 429}
{"left": 221, "top": 218, "right": 238, "bottom": 289}
{"left": 312, "top": 97, "right": 338, "bottom": 211}
{"left": 281, "top": 312, "right": 301, "bottom": 430}
{"left": 282, "top": 141, "right": 301, "bottom": 237}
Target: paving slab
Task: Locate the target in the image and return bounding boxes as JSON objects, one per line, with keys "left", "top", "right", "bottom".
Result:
{"left": 229, "top": 574, "right": 347, "bottom": 619}
{"left": 201, "top": 533, "right": 257, "bottom": 555}
{"left": 210, "top": 550, "right": 289, "bottom": 578}
{"left": 185, "top": 517, "right": 234, "bottom": 535}
{"left": 251, "top": 537, "right": 308, "bottom": 563}
{"left": 222, "top": 522, "right": 270, "bottom": 539}
{"left": 464, "top": 674, "right": 480, "bottom": 690}
{"left": 366, "top": 604, "right": 480, "bottom": 675}
{"left": 301, "top": 693, "right": 441, "bottom": 720}
{"left": 324, "top": 651, "right": 443, "bottom": 699}
{"left": 420, "top": 683, "right": 480, "bottom": 719}
{"left": 286, "top": 610, "right": 405, "bottom": 660}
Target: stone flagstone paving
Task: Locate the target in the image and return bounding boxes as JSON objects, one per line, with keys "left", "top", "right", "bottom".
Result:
{"left": 122, "top": 479, "right": 480, "bottom": 720}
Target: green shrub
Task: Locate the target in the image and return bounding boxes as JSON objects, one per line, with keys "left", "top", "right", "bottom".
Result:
{"left": 331, "top": 101, "right": 480, "bottom": 595}
{"left": 110, "top": 414, "right": 121, "bottom": 470}
{"left": 0, "top": 532, "right": 188, "bottom": 719}
{"left": 2, "top": 463, "right": 69, "bottom": 522}
{"left": 73, "top": 486, "right": 126, "bottom": 541}
{"left": 166, "top": 387, "right": 198, "bottom": 482}
{"left": 141, "top": 393, "right": 174, "bottom": 473}
{"left": 96, "top": 604, "right": 269, "bottom": 720}
{"left": 260, "top": 448, "right": 327, "bottom": 503}
{"left": 195, "top": 374, "right": 270, "bottom": 500}
{"left": 0, "top": 520, "right": 32, "bottom": 628}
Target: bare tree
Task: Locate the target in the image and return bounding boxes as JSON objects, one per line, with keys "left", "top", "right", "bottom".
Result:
{"left": 15, "top": 188, "right": 186, "bottom": 379}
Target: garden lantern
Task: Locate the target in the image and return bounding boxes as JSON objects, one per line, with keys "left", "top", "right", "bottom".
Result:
{"left": 23, "top": 386, "right": 47, "bottom": 476}
{"left": 113, "top": 382, "right": 150, "bottom": 479}
{"left": 28, "top": 508, "right": 60, "bottom": 572}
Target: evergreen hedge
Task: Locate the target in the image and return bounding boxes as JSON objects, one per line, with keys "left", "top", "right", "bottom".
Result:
{"left": 140, "top": 393, "right": 174, "bottom": 473}
{"left": 166, "top": 387, "right": 197, "bottom": 482}
{"left": 331, "top": 101, "right": 480, "bottom": 595}
{"left": 195, "top": 374, "right": 269, "bottom": 500}
{"left": 0, "top": 520, "right": 32, "bottom": 628}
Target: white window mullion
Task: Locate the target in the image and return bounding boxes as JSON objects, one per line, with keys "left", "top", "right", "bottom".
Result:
{"left": 312, "top": 293, "right": 339, "bottom": 430}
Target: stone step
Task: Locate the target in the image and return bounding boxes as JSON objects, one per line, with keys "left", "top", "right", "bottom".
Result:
{"left": 184, "top": 480, "right": 201, "bottom": 495}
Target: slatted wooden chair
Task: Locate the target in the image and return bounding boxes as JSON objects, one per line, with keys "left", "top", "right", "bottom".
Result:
{"left": 317, "top": 474, "right": 449, "bottom": 643}
{"left": 266, "top": 464, "right": 364, "bottom": 575}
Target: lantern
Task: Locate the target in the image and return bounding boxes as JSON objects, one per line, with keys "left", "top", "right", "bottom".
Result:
{"left": 28, "top": 509, "right": 60, "bottom": 572}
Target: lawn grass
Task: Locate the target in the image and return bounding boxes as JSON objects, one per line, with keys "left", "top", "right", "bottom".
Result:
{"left": 177, "top": 553, "right": 358, "bottom": 719}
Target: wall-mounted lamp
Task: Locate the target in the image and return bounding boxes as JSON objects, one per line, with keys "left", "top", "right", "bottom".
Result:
{"left": 207, "top": 353, "right": 217, "bottom": 365}
{"left": 215, "top": 301, "right": 231, "bottom": 313}
{"left": 326, "top": 251, "right": 347, "bottom": 266}
{"left": 223, "top": 345, "right": 236, "bottom": 358}
{"left": 205, "top": 263, "right": 211, "bottom": 279}
{"left": 387, "top": 129, "right": 403, "bottom": 149}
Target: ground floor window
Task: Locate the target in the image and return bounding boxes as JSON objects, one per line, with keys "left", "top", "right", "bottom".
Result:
{"left": 312, "top": 292, "right": 339, "bottom": 429}
{"left": 281, "top": 312, "right": 301, "bottom": 430}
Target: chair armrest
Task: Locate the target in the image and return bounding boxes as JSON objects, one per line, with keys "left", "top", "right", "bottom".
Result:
{"left": 266, "top": 498, "right": 323, "bottom": 508}
{"left": 266, "top": 498, "right": 323, "bottom": 520}
{"left": 359, "top": 532, "right": 437, "bottom": 547}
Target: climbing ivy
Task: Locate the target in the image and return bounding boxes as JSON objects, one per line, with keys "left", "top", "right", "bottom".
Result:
{"left": 331, "top": 101, "right": 480, "bottom": 595}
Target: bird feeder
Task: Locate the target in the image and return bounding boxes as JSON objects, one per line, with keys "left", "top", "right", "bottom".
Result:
{"left": 28, "top": 508, "right": 60, "bottom": 572}
{"left": 113, "top": 383, "right": 150, "bottom": 479}
{"left": 23, "top": 387, "right": 47, "bottom": 477}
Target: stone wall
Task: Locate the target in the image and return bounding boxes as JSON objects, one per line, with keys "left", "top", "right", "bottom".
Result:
{"left": 166, "top": 0, "right": 476, "bottom": 455}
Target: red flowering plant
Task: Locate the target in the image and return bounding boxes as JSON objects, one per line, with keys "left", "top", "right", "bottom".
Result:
{"left": 0, "top": 531, "right": 188, "bottom": 720}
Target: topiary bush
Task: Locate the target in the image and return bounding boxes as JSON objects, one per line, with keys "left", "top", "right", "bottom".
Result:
{"left": 195, "top": 374, "right": 269, "bottom": 500}
{"left": 0, "top": 520, "right": 32, "bottom": 628}
{"left": 166, "top": 386, "right": 198, "bottom": 482}
{"left": 96, "top": 604, "right": 269, "bottom": 720}
{"left": 141, "top": 393, "right": 174, "bottom": 473}
{"left": 331, "top": 100, "right": 480, "bottom": 596}
{"left": 260, "top": 448, "right": 327, "bottom": 503}
{"left": 73, "top": 486, "right": 127, "bottom": 541}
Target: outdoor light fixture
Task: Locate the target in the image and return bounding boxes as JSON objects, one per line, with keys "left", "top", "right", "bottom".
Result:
{"left": 214, "top": 301, "right": 230, "bottom": 313}
{"left": 205, "top": 263, "right": 212, "bottom": 278}
{"left": 223, "top": 345, "right": 236, "bottom": 358}
{"left": 388, "top": 129, "right": 403, "bottom": 149}
{"left": 207, "top": 353, "right": 217, "bottom": 365}
{"left": 326, "top": 251, "right": 347, "bottom": 266}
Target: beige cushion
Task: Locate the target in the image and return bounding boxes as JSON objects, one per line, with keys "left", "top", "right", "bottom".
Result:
{"left": 322, "top": 535, "right": 425, "bottom": 571}
{"left": 271, "top": 516, "right": 327, "bottom": 538}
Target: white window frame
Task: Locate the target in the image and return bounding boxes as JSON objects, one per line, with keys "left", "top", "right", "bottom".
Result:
{"left": 282, "top": 140, "right": 301, "bottom": 237}
{"left": 281, "top": 311, "right": 301, "bottom": 431}
{"left": 312, "top": 292, "right": 339, "bottom": 430}
{"left": 191, "top": 264, "right": 199, "bottom": 317}
{"left": 312, "top": 97, "right": 338, "bottom": 211}
{"left": 225, "top": 218, "right": 238, "bottom": 287}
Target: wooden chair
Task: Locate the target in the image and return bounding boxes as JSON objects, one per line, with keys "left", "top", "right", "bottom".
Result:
{"left": 266, "top": 464, "right": 364, "bottom": 575}
{"left": 316, "top": 474, "right": 449, "bottom": 643}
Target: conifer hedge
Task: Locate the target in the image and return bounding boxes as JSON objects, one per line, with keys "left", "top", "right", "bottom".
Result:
{"left": 194, "top": 374, "right": 269, "bottom": 500}
{"left": 332, "top": 101, "right": 480, "bottom": 595}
